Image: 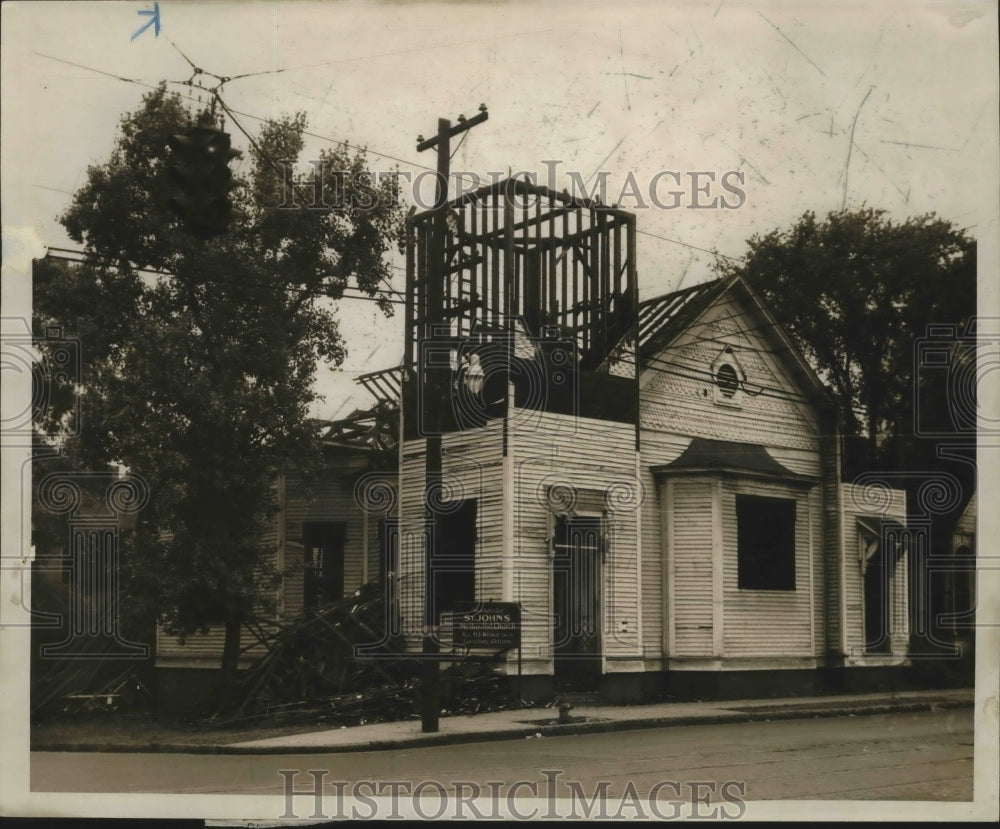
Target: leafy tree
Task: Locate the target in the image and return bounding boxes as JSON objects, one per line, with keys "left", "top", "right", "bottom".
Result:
{"left": 715, "top": 207, "right": 976, "bottom": 470}
{"left": 715, "top": 208, "right": 977, "bottom": 651}
{"left": 33, "top": 85, "right": 404, "bottom": 691}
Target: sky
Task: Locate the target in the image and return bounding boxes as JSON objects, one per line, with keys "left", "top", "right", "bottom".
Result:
{"left": 2, "top": 0, "right": 998, "bottom": 420}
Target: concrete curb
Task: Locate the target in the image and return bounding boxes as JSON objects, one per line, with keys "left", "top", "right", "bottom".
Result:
{"left": 31, "top": 696, "right": 973, "bottom": 755}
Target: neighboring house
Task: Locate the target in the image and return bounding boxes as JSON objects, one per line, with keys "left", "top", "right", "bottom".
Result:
{"left": 944, "top": 491, "right": 977, "bottom": 653}
{"left": 153, "top": 410, "right": 399, "bottom": 708}
{"left": 394, "top": 179, "right": 911, "bottom": 703}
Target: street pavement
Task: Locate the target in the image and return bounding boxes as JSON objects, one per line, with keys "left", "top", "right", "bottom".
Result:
{"left": 35, "top": 687, "right": 974, "bottom": 755}
{"left": 228, "top": 687, "right": 974, "bottom": 754}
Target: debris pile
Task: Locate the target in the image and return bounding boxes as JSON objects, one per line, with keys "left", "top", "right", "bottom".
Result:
{"left": 226, "top": 580, "right": 411, "bottom": 723}
{"left": 221, "top": 581, "right": 529, "bottom": 728}
{"left": 30, "top": 570, "right": 155, "bottom": 718}
{"left": 32, "top": 642, "right": 154, "bottom": 718}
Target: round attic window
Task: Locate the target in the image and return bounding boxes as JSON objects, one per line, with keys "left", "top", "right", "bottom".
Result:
{"left": 715, "top": 363, "right": 740, "bottom": 398}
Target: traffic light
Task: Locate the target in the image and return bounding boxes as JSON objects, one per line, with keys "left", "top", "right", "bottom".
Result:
{"left": 167, "top": 125, "right": 240, "bottom": 239}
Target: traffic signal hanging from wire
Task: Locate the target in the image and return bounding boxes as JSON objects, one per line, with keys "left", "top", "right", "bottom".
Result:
{"left": 167, "top": 125, "right": 240, "bottom": 239}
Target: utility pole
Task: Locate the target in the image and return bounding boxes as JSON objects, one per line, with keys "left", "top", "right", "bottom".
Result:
{"left": 415, "top": 105, "right": 488, "bottom": 733}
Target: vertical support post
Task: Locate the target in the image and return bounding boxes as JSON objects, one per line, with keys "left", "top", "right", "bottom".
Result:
{"left": 415, "top": 106, "right": 489, "bottom": 734}
{"left": 421, "top": 117, "right": 449, "bottom": 734}
{"left": 404, "top": 215, "right": 416, "bottom": 378}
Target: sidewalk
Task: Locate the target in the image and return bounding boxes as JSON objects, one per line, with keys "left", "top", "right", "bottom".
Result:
{"left": 60, "top": 687, "right": 970, "bottom": 755}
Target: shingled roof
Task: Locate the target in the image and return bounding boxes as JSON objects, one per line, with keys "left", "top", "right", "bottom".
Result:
{"left": 649, "top": 438, "right": 817, "bottom": 485}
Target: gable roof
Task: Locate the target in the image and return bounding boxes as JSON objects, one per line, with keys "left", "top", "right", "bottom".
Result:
{"left": 634, "top": 274, "right": 835, "bottom": 413}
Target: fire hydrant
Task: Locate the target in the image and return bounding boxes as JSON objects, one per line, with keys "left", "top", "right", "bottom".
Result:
{"left": 557, "top": 700, "right": 573, "bottom": 724}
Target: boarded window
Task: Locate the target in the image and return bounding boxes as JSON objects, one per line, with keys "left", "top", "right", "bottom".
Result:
{"left": 303, "top": 521, "right": 345, "bottom": 609}
{"left": 736, "top": 495, "right": 796, "bottom": 591}
{"left": 429, "top": 500, "right": 477, "bottom": 623}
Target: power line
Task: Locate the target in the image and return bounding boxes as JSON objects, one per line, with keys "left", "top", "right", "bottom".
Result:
{"left": 614, "top": 351, "right": 872, "bottom": 419}
{"left": 33, "top": 49, "right": 747, "bottom": 263}
{"left": 43, "top": 250, "right": 877, "bottom": 419}
{"left": 638, "top": 297, "right": 806, "bottom": 357}
{"left": 640, "top": 353, "right": 816, "bottom": 406}
{"left": 41, "top": 249, "right": 408, "bottom": 306}
{"left": 34, "top": 50, "right": 440, "bottom": 175}
{"left": 35, "top": 52, "right": 163, "bottom": 85}
{"left": 176, "top": 92, "right": 410, "bottom": 307}
{"left": 175, "top": 29, "right": 557, "bottom": 87}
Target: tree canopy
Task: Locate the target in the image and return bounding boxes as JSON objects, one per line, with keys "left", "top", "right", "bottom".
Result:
{"left": 715, "top": 207, "right": 976, "bottom": 471}
{"left": 33, "top": 86, "right": 404, "bottom": 682}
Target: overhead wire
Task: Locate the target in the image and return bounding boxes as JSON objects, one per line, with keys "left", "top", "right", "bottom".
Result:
{"left": 33, "top": 49, "right": 746, "bottom": 263}
{"left": 209, "top": 90, "right": 407, "bottom": 306}
{"left": 41, "top": 249, "right": 878, "bottom": 419}
{"left": 41, "top": 249, "right": 409, "bottom": 306}
{"left": 36, "top": 41, "right": 968, "bottom": 425}
{"left": 601, "top": 351, "right": 874, "bottom": 420}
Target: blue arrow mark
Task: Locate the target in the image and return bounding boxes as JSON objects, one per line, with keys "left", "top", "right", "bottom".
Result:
{"left": 131, "top": 2, "right": 161, "bottom": 41}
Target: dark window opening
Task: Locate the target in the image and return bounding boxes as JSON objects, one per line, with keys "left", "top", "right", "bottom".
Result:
{"left": 303, "top": 521, "right": 345, "bottom": 610}
{"left": 429, "top": 499, "right": 477, "bottom": 624}
{"left": 864, "top": 550, "right": 891, "bottom": 653}
{"left": 736, "top": 494, "right": 796, "bottom": 591}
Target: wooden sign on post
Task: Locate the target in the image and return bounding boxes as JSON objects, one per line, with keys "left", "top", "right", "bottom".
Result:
{"left": 452, "top": 602, "right": 521, "bottom": 650}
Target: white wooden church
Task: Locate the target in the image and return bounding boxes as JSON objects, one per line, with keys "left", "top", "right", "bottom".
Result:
{"left": 155, "top": 178, "right": 911, "bottom": 703}
{"left": 392, "top": 178, "right": 910, "bottom": 701}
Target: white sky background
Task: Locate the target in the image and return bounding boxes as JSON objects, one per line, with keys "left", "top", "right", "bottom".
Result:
{"left": 1, "top": 2, "right": 999, "bottom": 821}
{"left": 2, "top": 0, "right": 998, "bottom": 422}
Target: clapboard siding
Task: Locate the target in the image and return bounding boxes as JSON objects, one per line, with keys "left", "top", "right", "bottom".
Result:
{"left": 155, "top": 623, "right": 275, "bottom": 667}
{"left": 398, "top": 421, "right": 505, "bottom": 648}
{"left": 157, "top": 627, "right": 227, "bottom": 664}
{"left": 638, "top": 431, "right": 694, "bottom": 662}
{"left": 721, "top": 480, "right": 815, "bottom": 656}
{"left": 766, "top": 446, "right": 822, "bottom": 479}
{"left": 399, "top": 439, "right": 427, "bottom": 643}
{"left": 642, "top": 439, "right": 825, "bottom": 663}
{"left": 759, "top": 448, "right": 824, "bottom": 655}
{"left": 894, "top": 547, "right": 908, "bottom": 643}
{"left": 669, "top": 481, "right": 714, "bottom": 656}
{"left": 639, "top": 294, "right": 820, "bottom": 453}
{"left": 839, "top": 482, "right": 907, "bottom": 659}
{"left": 810, "top": 486, "right": 824, "bottom": 655}
{"left": 513, "top": 412, "right": 640, "bottom": 664}
{"left": 638, "top": 282, "right": 832, "bottom": 668}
